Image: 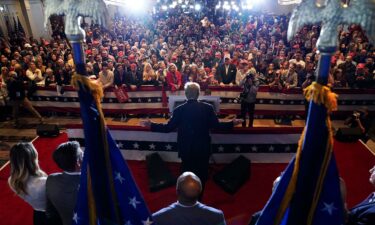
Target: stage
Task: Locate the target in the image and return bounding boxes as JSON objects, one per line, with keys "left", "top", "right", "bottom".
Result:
{"left": 0, "top": 133, "right": 374, "bottom": 225}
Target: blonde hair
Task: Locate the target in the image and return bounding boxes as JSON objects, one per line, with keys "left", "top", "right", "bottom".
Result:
{"left": 8, "top": 142, "right": 46, "bottom": 195}
{"left": 143, "top": 63, "right": 156, "bottom": 80}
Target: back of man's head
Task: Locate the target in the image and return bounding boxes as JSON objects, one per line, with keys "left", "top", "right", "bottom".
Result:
{"left": 184, "top": 82, "right": 200, "bottom": 100}
{"left": 176, "top": 172, "right": 202, "bottom": 205}
{"left": 53, "top": 141, "right": 82, "bottom": 172}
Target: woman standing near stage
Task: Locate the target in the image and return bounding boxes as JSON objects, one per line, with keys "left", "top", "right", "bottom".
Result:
{"left": 8, "top": 142, "right": 47, "bottom": 225}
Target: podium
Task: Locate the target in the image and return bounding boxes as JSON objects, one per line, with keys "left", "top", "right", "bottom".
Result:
{"left": 168, "top": 95, "right": 220, "bottom": 113}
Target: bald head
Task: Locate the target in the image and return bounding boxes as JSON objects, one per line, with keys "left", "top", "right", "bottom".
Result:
{"left": 176, "top": 172, "right": 202, "bottom": 205}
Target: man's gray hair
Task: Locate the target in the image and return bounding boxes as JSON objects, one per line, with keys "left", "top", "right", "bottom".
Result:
{"left": 184, "top": 82, "right": 200, "bottom": 100}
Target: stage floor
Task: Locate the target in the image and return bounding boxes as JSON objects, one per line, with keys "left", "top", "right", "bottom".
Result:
{"left": 1, "top": 115, "right": 373, "bottom": 166}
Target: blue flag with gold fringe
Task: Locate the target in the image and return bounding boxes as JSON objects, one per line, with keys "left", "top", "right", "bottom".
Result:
{"left": 253, "top": 0, "right": 361, "bottom": 223}
{"left": 71, "top": 76, "right": 152, "bottom": 225}
{"left": 42, "top": 0, "right": 152, "bottom": 224}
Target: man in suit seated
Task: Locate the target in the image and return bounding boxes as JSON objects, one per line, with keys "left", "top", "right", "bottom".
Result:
{"left": 46, "top": 141, "right": 82, "bottom": 225}
{"left": 347, "top": 165, "right": 375, "bottom": 225}
{"left": 152, "top": 172, "right": 227, "bottom": 225}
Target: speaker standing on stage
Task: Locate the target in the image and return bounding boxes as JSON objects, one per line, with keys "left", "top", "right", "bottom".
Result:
{"left": 140, "top": 82, "right": 242, "bottom": 198}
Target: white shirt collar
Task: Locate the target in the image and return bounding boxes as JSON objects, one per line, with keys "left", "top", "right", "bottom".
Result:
{"left": 176, "top": 201, "right": 199, "bottom": 207}
{"left": 63, "top": 171, "right": 81, "bottom": 175}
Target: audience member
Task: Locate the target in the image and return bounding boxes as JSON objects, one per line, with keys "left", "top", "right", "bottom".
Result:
{"left": 8, "top": 142, "right": 47, "bottom": 225}
{"left": 46, "top": 141, "right": 83, "bottom": 225}
{"left": 347, "top": 165, "right": 375, "bottom": 225}
{"left": 152, "top": 172, "right": 227, "bottom": 225}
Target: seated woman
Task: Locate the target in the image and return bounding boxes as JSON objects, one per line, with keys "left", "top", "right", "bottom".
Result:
{"left": 142, "top": 63, "right": 159, "bottom": 86}
{"left": 8, "top": 142, "right": 48, "bottom": 225}
{"left": 166, "top": 63, "right": 182, "bottom": 91}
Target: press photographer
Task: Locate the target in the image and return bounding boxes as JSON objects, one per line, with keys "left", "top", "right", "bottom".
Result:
{"left": 239, "top": 72, "right": 259, "bottom": 127}
{"left": 341, "top": 108, "right": 372, "bottom": 142}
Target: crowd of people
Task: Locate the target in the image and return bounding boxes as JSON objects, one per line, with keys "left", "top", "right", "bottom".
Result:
{"left": 0, "top": 10, "right": 374, "bottom": 95}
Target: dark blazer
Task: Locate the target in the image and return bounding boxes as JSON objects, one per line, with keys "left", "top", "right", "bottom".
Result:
{"left": 347, "top": 193, "right": 375, "bottom": 225}
{"left": 114, "top": 69, "right": 127, "bottom": 86}
{"left": 216, "top": 64, "right": 237, "bottom": 84}
{"left": 152, "top": 202, "right": 226, "bottom": 225}
{"left": 46, "top": 172, "right": 80, "bottom": 225}
{"left": 151, "top": 99, "right": 233, "bottom": 160}
{"left": 125, "top": 70, "right": 143, "bottom": 87}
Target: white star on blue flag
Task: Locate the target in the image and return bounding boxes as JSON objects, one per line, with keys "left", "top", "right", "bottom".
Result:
{"left": 129, "top": 196, "right": 141, "bottom": 209}
{"left": 321, "top": 202, "right": 337, "bottom": 215}
{"left": 115, "top": 172, "right": 125, "bottom": 184}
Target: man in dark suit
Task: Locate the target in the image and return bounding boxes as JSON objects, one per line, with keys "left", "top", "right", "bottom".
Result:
{"left": 140, "top": 82, "right": 242, "bottom": 196}
{"left": 46, "top": 141, "right": 82, "bottom": 225}
{"left": 152, "top": 172, "right": 227, "bottom": 225}
{"left": 216, "top": 56, "right": 237, "bottom": 85}
{"left": 125, "top": 63, "right": 143, "bottom": 90}
{"left": 347, "top": 165, "right": 375, "bottom": 225}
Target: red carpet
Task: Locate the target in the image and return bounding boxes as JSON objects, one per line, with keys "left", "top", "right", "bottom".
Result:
{"left": 0, "top": 133, "right": 374, "bottom": 225}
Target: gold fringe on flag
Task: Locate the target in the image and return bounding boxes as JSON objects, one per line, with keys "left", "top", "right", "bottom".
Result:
{"left": 274, "top": 82, "right": 338, "bottom": 225}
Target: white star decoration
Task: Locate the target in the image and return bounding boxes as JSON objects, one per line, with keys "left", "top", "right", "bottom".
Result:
{"left": 138, "top": 98, "right": 142, "bottom": 102}
{"left": 251, "top": 146, "right": 258, "bottom": 152}
{"left": 259, "top": 99, "right": 264, "bottom": 104}
{"left": 341, "top": 101, "right": 345, "bottom": 105}
{"left": 129, "top": 196, "right": 141, "bottom": 209}
{"left": 133, "top": 142, "right": 139, "bottom": 149}
{"left": 115, "top": 172, "right": 125, "bottom": 184}
{"left": 290, "top": 101, "right": 294, "bottom": 104}
{"left": 117, "top": 142, "right": 123, "bottom": 149}
{"left": 228, "top": 99, "right": 233, "bottom": 103}
{"left": 128, "top": 99, "right": 132, "bottom": 102}
{"left": 280, "top": 100, "right": 284, "bottom": 104}
{"left": 147, "top": 98, "right": 152, "bottom": 102}
{"left": 109, "top": 98, "right": 113, "bottom": 103}
{"left": 157, "top": 98, "right": 161, "bottom": 102}
{"left": 46, "top": 97, "right": 50, "bottom": 101}
{"left": 235, "top": 146, "right": 241, "bottom": 152}
{"left": 73, "top": 212, "right": 79, "bottom": 224}
{"left": 38, "top": 97, "right": 42, "bottom": 101}
{"left": 285, "top": 146, "right": 291, "bottom": 152}
{"left": 64, "top": 98, "right": 68, "bottom": 102}
{"left": 218, "top": 146, "right": 224, "bottom": 152}
{"left": 165, "top": 144, "right": 172, "bottom": 150}
{"left": 300, "top": 100, "right": 305, "bottom": 105}
{"left": 143, "top": 217, "right": 153, "bottom": 225}
{"left": 321, "top": 202, "right": 337, "bottom": 215}
{"left": 55, "top": 97, "right": 59, "bottom": 101}
{"left": 149, "top": 143, "right": 156, "bottom": 150}
{"left": 268, "top": 145, "right": 274, "bottom": 152}
{"left": 269, "top": 100, "right": 274, "bottom": 104}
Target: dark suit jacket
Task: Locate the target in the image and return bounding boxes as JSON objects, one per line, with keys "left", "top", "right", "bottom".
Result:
{"left": 152, "top": 202, "right": 226, "bottom": 225}
{"left": 46, "top": 172, "right": 80, "bottom": 225}
{"left": 125, "top": 70, "right": 143, "bottom": 87}
{"left": 151, "top": 99, "right": 233, "bottom": 160}
{"left": 216, "top": 64, "right": 237, "bottom": 84}
{"left": 347, "top": 193, "right": 375, "bottom": 225}
{"left": 114, "top": 69, "right": 127, "bottom": 86}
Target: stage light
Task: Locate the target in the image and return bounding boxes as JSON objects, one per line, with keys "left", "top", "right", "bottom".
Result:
{"left": 0, "top": 6, "right": 3, "bottom": 12}
{"left": 189, "top": 5, "right": 194, "bottom": 8}
{"left": 215, "top": 4, "right": 221, "bottom": 9}
{"left": 178, "top": 0, "right": 183, "bottom": 3}
{"left": 195, "top": 3, "right": 201, "bottom": 11}
{"left": 181, "top": 4, "right": 187, "bottom": 8}
{"left": 161, "top": 5, "right": 168, "bottom": 10}
{"left": 124, "top": 0, "right": 146, "bottom": 13}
